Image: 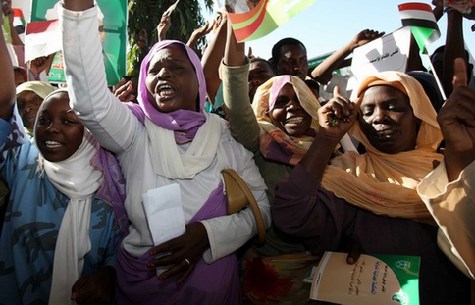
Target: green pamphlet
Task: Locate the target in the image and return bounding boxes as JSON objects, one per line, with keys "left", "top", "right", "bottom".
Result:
{"left": 310, "top": 251, "right": 420, "bottom": 305}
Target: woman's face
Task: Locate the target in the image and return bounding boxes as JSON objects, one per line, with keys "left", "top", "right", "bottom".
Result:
{"left": 17, "top": 91, "right": 44, "bottom": 130}
{"left": 269, "top": 83, "right": 312, "bottom": 137}
{"left": 34, "top": 93, "right": 84, "bottom": 162}
{"left": 145, "top": 44, "right": 199, "bottom": 113}
{"left": 358, "top": 85, "right": 420, "bottom": 154}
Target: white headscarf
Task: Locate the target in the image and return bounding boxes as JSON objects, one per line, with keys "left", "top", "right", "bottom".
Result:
{"left": 44, "top": 130, "right": 103, "bottom": 305}
{"left": 34, "top": 90, "right": 104, "bottom": 305}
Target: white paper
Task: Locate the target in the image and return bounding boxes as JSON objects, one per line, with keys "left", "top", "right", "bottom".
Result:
{"left": 142, "top": 183, "right": 186, "bottom": 246}
{"left": 348, "top": 27, "right": 411, "bottom": 91}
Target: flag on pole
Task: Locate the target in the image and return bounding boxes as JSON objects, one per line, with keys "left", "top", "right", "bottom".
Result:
{"left": 13, "top": 8, "right": 26, "bottom": 34}
{"left": 398, "top": 2, "right": 440, "bottom": 54}
{"left": 228, "top": 0, "right": 316, "bottom": 42}
{"left": 24, "top": 20, "right": 61, "bottom": 63}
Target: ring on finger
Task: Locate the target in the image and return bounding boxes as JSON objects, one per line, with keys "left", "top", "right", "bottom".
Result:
{"left": 184, "top": 258, "right": 191, "bottom": 266}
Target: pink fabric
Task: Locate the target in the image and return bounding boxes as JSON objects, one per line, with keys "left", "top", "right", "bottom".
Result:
{"left": 252, "top": 75, "right": 319, "bottom": 166}
{"left": 116, "top": 183, "right": 241, "bottom": 305}
{"left": 268, "top": 75, "right": 291, "bottom": 110}
{"left": 93, "top": 148, "right": 128, "bottom": 233}
{"left": 130, "top": 40, "right": 207, "bottom": 143}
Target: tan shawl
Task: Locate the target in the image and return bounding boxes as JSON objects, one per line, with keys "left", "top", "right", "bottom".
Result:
{"left": 252, "top": 75, "right": 320, "bottom": 165}
{"left": 321, "top": 71, "right": 443, "bottom": 221}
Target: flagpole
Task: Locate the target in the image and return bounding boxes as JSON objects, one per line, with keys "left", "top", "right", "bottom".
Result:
{"left": 424, "top": 53, "right": 447, "bottom": 101}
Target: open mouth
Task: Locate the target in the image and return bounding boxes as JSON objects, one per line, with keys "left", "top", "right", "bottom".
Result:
{"left": 44, "top": 140, "right": 64, "bottom": 149}
{"left": 156, "top": 83, "right": 176, "bottom": 100}
{"left": 285, "top": 116, "right": 305, "bottom": 126}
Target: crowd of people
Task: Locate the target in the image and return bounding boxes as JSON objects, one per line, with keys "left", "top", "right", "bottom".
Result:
{"left": 0, "top": 0, "right": 474, "bottom": 304}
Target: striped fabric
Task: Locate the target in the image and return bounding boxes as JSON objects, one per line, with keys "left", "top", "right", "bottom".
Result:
{"left": 24, "top": 20, "right": 61, "bottom": 63}
{"left": 13, "top": 8, "right": 26, "bottom": 34}
{"left": 228, "top": 0, "right": 315, "bottom": 42}
{"left": 398, "top": 2, "right": 440, "bottom": 53}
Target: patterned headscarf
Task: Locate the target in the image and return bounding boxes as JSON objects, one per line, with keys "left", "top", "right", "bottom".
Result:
{"left": 322, "top": 71, "right": 443, "bottom": 221}
{"left": 252, "top": 75, "right": 320, "bottom": 165}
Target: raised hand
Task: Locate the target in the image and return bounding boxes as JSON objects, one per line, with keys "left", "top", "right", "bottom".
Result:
{"left": 438, "top": 58, "right": 475, "bottom": 180}
{"left": 28, "top": 54, "right": 55, "bottom": 77}
{"left": 157, "top": 11, "right": 171, "bottom": 41}
{"left": 61, "top": 0, "right": 94, "bottom": 12}
{"left": 187, "top": 21, "right": 215, "bottom": 48}
{"left": 351, "top": 29, "right": 385, "bottom": 50}
{"left": 317, "top": 86, "right": 357, "bottom": 140}
{"left": 0, "top": 7, "right": 16, "bottom": 120}
{"left": 2, "top": 0, "right": 13, "bottom": 26}
{"left": 113, "top": 77, "right": 135, "bottom": 103}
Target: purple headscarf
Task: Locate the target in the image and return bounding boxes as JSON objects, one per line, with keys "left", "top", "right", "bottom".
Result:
{"left": 129, "top": 40, "right": 207, "bottom": 142}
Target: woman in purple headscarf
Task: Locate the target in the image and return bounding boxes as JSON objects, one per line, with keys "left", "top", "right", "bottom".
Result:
{"left": 59, "top": 1, "right": 270, "bottom": 304}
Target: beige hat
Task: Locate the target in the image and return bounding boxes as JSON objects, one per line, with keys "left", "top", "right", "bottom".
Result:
{"left": 16, "top": 81, "right": 55, "bottom": 99}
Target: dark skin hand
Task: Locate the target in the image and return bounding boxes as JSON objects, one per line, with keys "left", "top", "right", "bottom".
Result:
{"left": 28, "top": 54, "right": 55, "bottom": 77}
{"left": 318, "top": 88, "right": 363, "bottom": 266}
{"left": 439, "top": 58, "right": 475, "bottom": 181}
{"left": 148, "top": 222, "right": 210, "bottom": 285}
{"left": 71, "top": 266, "right": 116, "bottom": 305}
{"left": 318, "top": 86, "right": 357, "bottom": 139}
{"left": 113, "top": 77, "right": 135, "bottom": 103}
{"left": 343, "top": 239, "right": 362, "bottom": 265}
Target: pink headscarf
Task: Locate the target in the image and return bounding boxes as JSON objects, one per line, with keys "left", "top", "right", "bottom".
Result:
{"left": 252, "top": 75, "right": 320, "bottom": 165}
{"left": 130, "top": 40, "right": 207, "bottom": 142}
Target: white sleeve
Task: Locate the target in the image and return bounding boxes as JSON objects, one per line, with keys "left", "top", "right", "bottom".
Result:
{"left": 417, "top": 160, "right": 475, "bottom": 279}
{"left": 60, "top": 5, "right": 138, "bottom": 154}
{"left": 201, "top": 140, "right": 270, "bottom": 263}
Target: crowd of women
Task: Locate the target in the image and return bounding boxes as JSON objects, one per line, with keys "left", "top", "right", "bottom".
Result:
{"left": 0, "top": 0, "right": 474, "bottom": 304}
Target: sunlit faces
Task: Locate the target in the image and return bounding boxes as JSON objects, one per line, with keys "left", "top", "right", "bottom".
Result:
{"left": 268, "top": 83, "right": 312, "bottom": 137}
{"left": 17, "top": 91, "right": 44, "bottom": 130}
{"left": 145, "top": 44, "right": 199, "bottom": 113}
{"left": 358, "top": 85, "right": 420, "bottom": 154}
{"left": 34, "top": 92, "right": 84, "bottom": 162}
{"left": 276, "top": 44, "right": 308, "bottom": 80}
{"left": 248, "top": 59, "right": 274, "bottom": 102}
